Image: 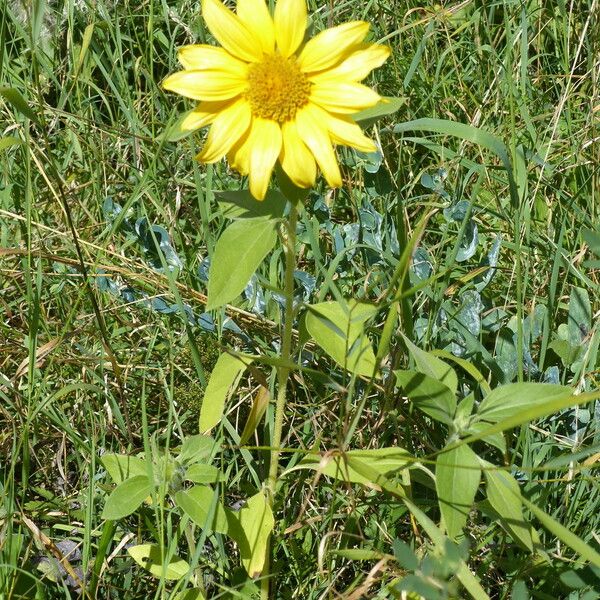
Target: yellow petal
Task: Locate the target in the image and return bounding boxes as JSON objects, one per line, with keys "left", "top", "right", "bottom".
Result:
{"left": 310, "top": 82, "right": 380, "bottom": 113}
{"left": 163, "top": 69, "right": 247, "bottom": 101}
{"left": 248, "top": 119, "right": 282, "bottom": 200}
{"left": 228, "top": 129, "right": 252, "bottom": 175}
{"left": 274, "top": 0, "right": 307, "bottom": 58}
{"left": 197, "top": 99, "right": 252, "bottom": 163}
{"left": 178, "top": 45, "right": 249, "bottom": 76}
{"left": 280, "top": 119, "right": 316, "bottom": 188}
{"left": 325, "top": 114, "right": 376, "bottom": 152}
{"left": 295, "top": 104, "right": 341, "bottom": 188}
{"left": 298, "top": 21, "right": 370, "bottom": 73}
{"left": 237, "top": 0, "right": 275, "bottom": 54}
{"left": 202, "top": 0, "right": 262, "bottom": 62}
{"left": 180, "top": 101, "right": 228, "bottom": 131}
{"left": 309, "top": 44, "right": 391, "bottom": 83}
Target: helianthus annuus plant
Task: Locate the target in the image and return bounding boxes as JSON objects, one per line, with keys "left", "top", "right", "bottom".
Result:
{"left": 164, "top": 0, "right": 389, "bottom": 200}
{"left": 163, "top": 2, "right": 391, "bottom": 596}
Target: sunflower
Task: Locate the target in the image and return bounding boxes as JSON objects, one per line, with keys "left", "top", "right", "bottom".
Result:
{"left": 163, "top": 0, "right": 390, "bottom": 200}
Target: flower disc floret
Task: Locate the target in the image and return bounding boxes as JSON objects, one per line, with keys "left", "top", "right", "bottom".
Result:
{"left": 245, "top": 55, "right": 311, "bottom": 122}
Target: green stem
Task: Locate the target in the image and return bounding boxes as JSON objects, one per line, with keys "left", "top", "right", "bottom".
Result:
{"left": 262, "top": 200, "right": 298, "bottom": 599}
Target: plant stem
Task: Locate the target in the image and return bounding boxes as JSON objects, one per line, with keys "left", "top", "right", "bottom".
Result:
{"left": 261, "top": 201, "right": 297, "bottom": 599}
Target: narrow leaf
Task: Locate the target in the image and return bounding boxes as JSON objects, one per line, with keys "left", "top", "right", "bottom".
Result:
{"left": 401, "top": 334, "right": 458, "bottom": 395}
{"left": 520, "top": 495, "right": 600, "bottom": 568}
{"left": 395, "top": 369, "right": 456, "bottom": 424}
{"left": 0, "top": 87, "right": 40, "bottom": 124}
{"left": 292, "top": 447, "right": 412, "bottom": 488}
{"left": 476, "top": 383, "right": 572, "bottom": 423}
{"left": 483, "top": 464, "right": 533, "bottom": 551}
{"left": 353, "top": 96, "right": 406, "bottom": 127}
{"left": 436, "top": 445, "right": 481, "bottom": 539}
{"left": 199, "top": 353, "right": 251, "bottom": 433}
{"left": 239, "top": 385, "right": 270, "bottom": 445}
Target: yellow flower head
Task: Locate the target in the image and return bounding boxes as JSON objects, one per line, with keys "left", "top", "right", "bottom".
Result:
{"left": 163, "top": 0, "right": 390, "bottom": 200}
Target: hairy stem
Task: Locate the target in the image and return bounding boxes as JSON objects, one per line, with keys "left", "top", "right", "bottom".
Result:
{"left": 262, "top": 201, "right": 298, "bottom": 599}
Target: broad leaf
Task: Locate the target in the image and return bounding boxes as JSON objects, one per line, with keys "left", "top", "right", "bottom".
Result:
{"left": 207, "top": 219, "right": 277, "bottom": 309}
{"left": 101, "top": 454, "right": 147, "bottom": 484}
{"left": 199, "top": 353, "right": 251, "bottom": 433}
{"left": 228, "top": 492, "right": 274, "bottom": 578}
{"left": 483, "top": 463, "right": 533, "bottom": 551}
{"left": 395, "top": 370, "right": 456, "bottom": 424}
{"left": 101, "top": 475, "right": 152, "bottom": 520}
{"left": 184, "top": 463, "right": 226, "bottom": 484}
{"left": 305, "top": 300, "right": 378, "bottom": 377}
{"left": 401, "top": 334, "right": 458, "bottom": 395}
{"left": 177, "top": 434, "right": 217, "bottom": 464}
{"left": 476, "top": 383, "right": 572, "bottom": 423}
{"left": 216, "top": 190, "right": 286, "bottom": 220}
{"left": 127, "top": 544, "right": 189, "bottom": 580}
{"left": 175, "top": 485, "right": 229, "bottom": 534}
{"left": 435, "top": 444, "right": 481, "bottom": 539}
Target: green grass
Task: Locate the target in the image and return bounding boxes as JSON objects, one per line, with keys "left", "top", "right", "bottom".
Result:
{"left": 1, "top": 0, "right": 599, "bottom": 598}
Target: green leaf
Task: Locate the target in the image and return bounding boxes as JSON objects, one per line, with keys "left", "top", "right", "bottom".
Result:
{"left": 239, "top": 385, "right": 270, "bottom": 445}
{"left": 393, "top": 539, "right": 419, "bottom": 571}
{"left": 101, "top": 475, "right": 152, "bottom": 520}
{"left": 199, "top": 353, "right": 252, "bottom": 433}
{"left": 394, "top": 370, "right": 456, "bottom": 424}
{"left": 353, "top": 96, "right": 406, "bottom": 127}
{"left": 342, "top": 457, "right": 490, "bottom": 600}
{"left": 127, "top": 544, "right": 189, "bottom": 580}
{"left": 174, "top": 590, "right": 206, "bottom": 600}
{"left": 519, "top": 495, "right": 600, "bottom": 568}
{"left": 435, "top": 444, "right": 481, "bottom": 539}
{"left": 101, "top": 454, "right": 148, "bottom": 484}
{"left": 0, "top": 136, "right": 23, "bottom": 152}
{"left": 462, "top": 389, "right": 600, "bottom": 446}
{"left": 401, "top": 334, "right": 458, "bottom": 395}
{"left": 177, "top": 434, "right": 217, "bottom": 464}
{"left": 207, "top": 219, "right": 277, "bottom": 310}
{"left": 216, "top": 189, "right": 287, "bottom": 220}
{"left": 228, "top": 492, "right": 274, "bottom": 578}
{"left": 463, "top": 421, "right": 506, "bottom": 453}
{"left": 392, "top": 118, "right": 519, "bottom": 207}
{"left": 567, "top": 287, "right": 591, "bottom": 347}
{"left": 305, "top": 299, "right": 378, "bottom": 377}
{"left": 184, "top": 463, "right": 226, "bottom": 484}
{"left": 292, "top": 447, "right": 412, "bottom": 488}
{"left": 482, "top": 464, "right": 533, "bottom": 551}
{"left": 476, "top": 383, "right": 572, "bottom": 423}
{"left": 175, "top": 485, "right": 229, "bottom": 534}
{"left": 0, "top": 87, "right": 40, "bottom": 124}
